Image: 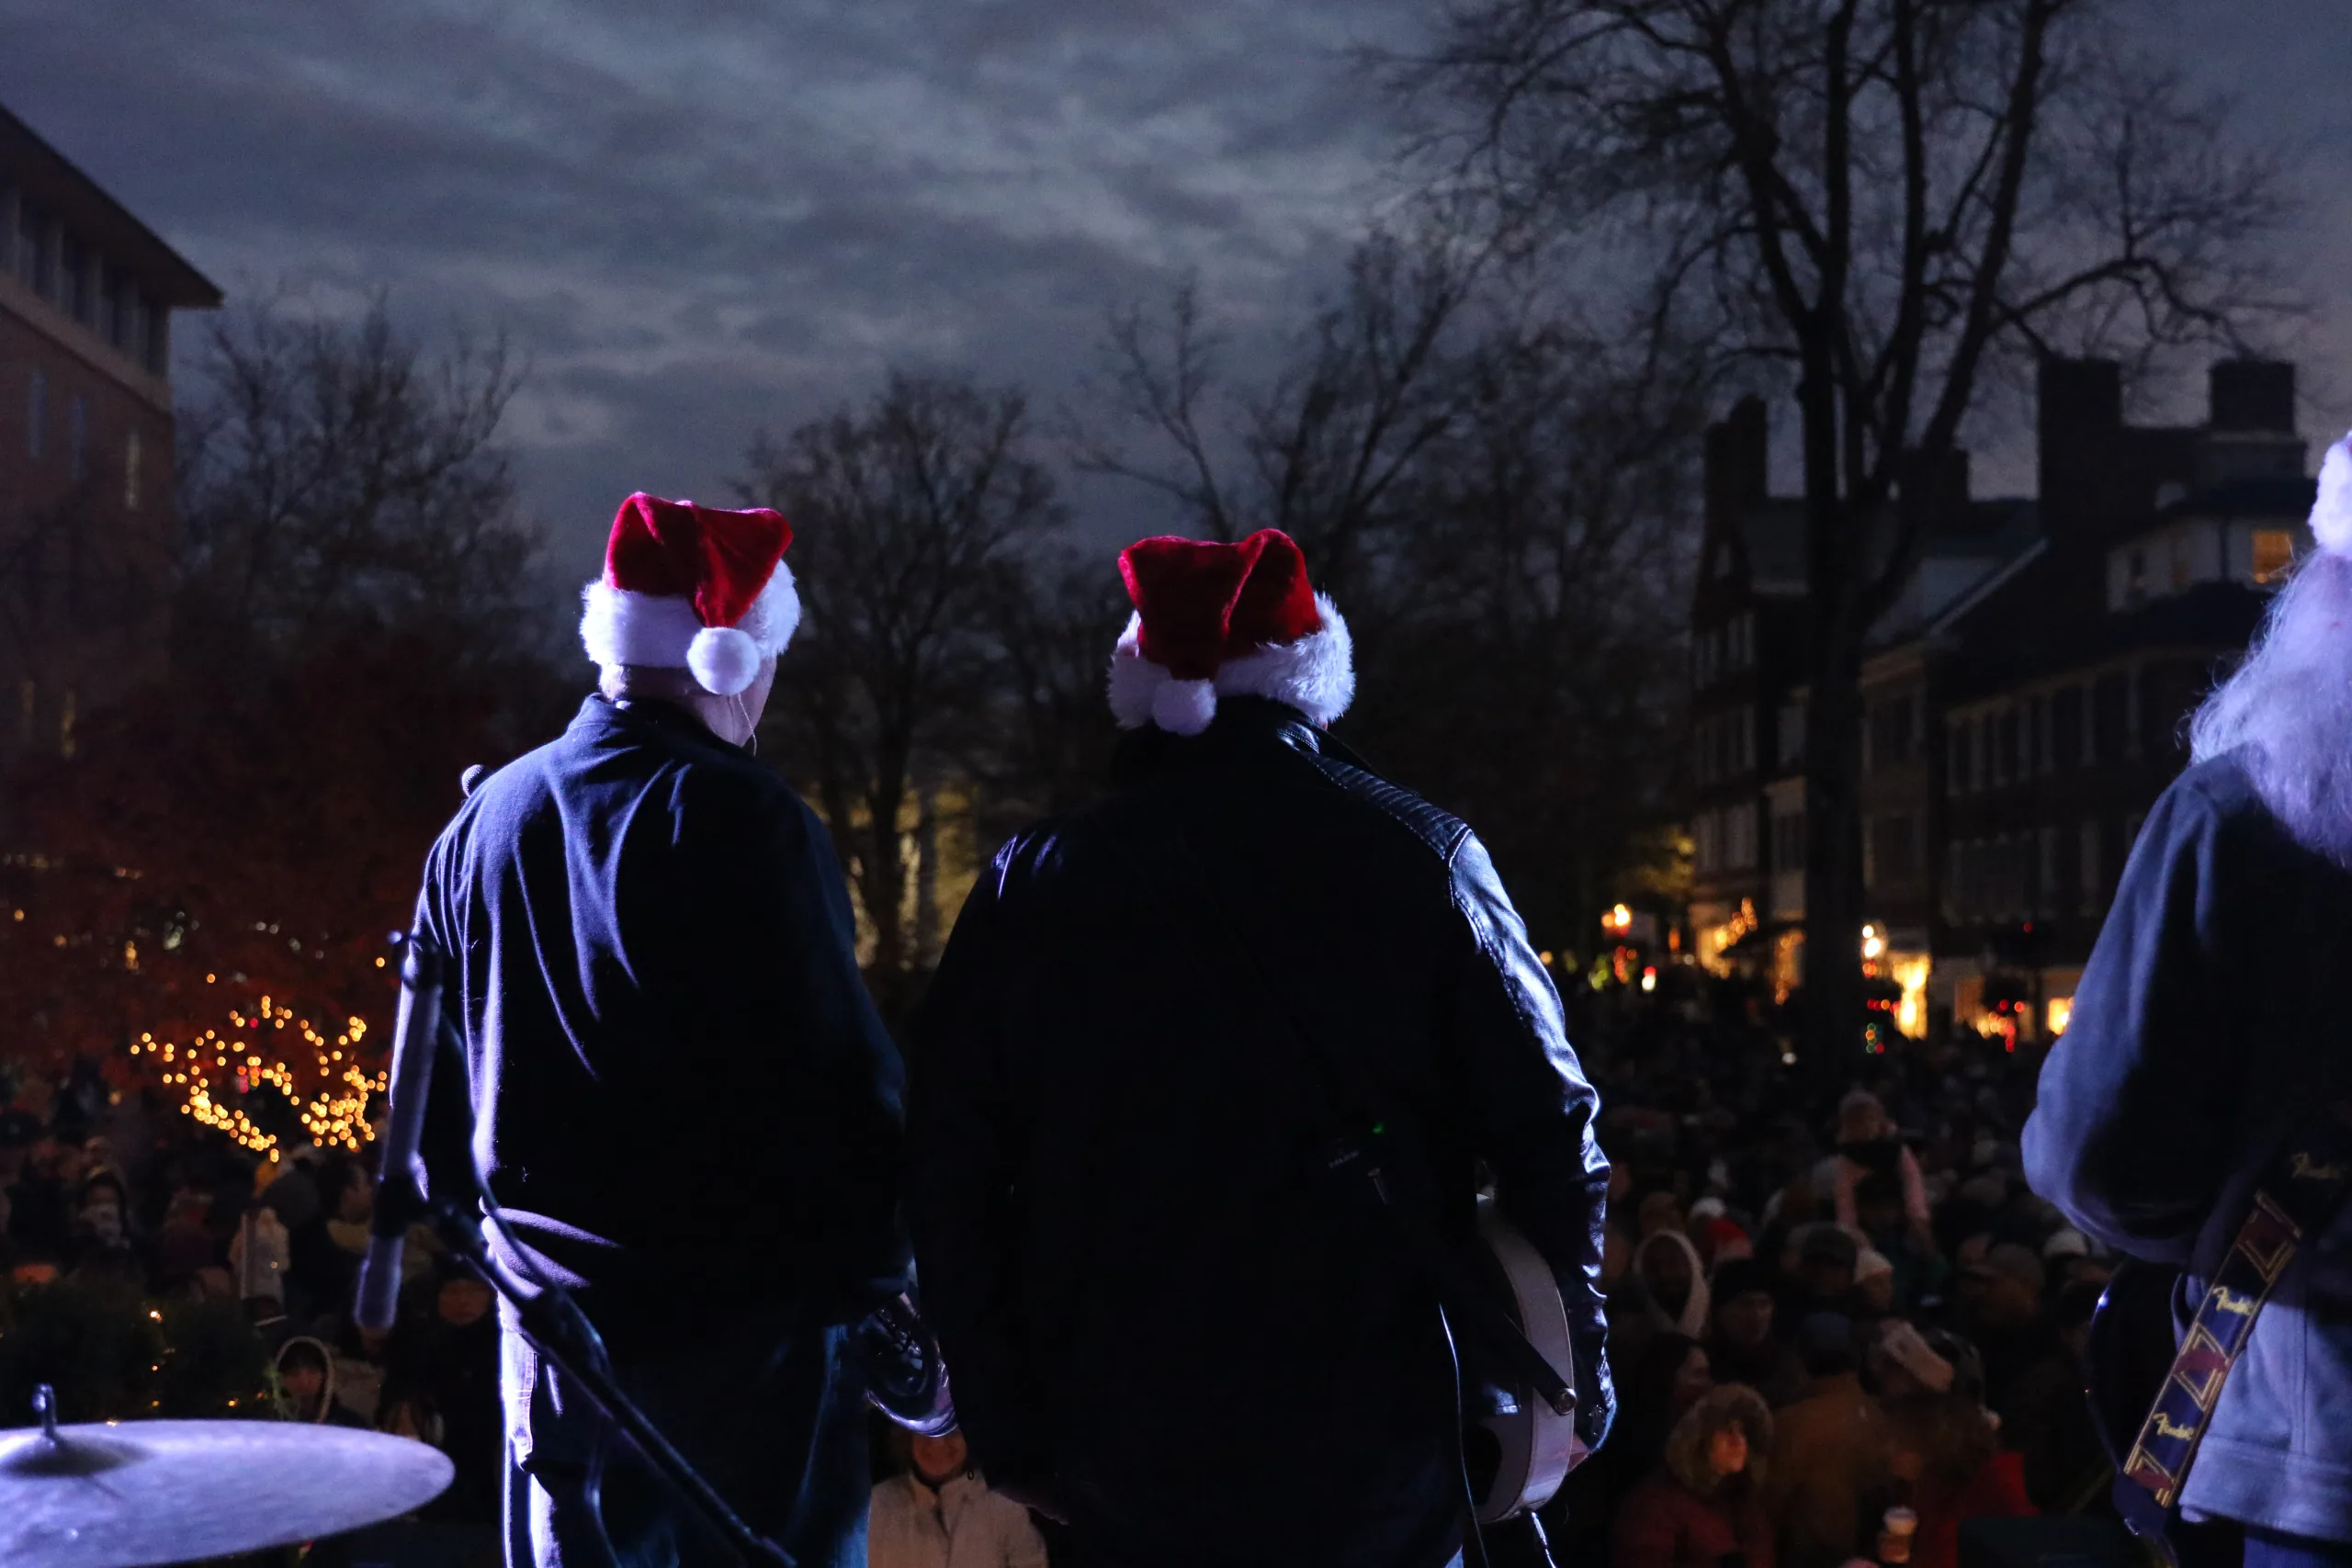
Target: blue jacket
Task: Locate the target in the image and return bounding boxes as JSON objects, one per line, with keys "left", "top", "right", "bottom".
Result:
{"left": 2024, "top": 750, "right": 2352, "bottom": 1542}
{"left": 906, "top": 699, "right": 1612, "bottom": 1568}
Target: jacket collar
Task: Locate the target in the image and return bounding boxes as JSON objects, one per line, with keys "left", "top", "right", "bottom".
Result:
{"left": 570, "top": 694, "right": 754, "bottom": 761}
{"left": 1110, "top": 695, "right": 1363, "bottom": 788}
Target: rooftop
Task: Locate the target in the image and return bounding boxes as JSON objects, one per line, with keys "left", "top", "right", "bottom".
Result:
{"left": 1, "top": 101, "right": 221, "bottom": 310}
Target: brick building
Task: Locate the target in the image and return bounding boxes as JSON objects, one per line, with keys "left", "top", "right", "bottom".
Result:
{"left": 0, "top": 102, "right": 220, "bottom": 784}
{"left": 1686, "top": 357, "right": 2309, "bottom": 1043}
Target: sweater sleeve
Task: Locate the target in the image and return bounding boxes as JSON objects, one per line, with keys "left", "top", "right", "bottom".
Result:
{"left": 2021, "top": 778, "right": 2248, "bottom": 1263}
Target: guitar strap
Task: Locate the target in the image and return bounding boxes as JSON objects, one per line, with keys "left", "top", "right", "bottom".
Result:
{"left": 2117, "top": 1099, "right": 2352, "bottom": 1535}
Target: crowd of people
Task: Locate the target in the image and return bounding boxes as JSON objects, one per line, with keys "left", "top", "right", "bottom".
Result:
{"left": 1551, "top": 981, "right": 2112, "bottom": 1568}
{"left": 0, "top": 972, "right": 2110, "bottom": 1568}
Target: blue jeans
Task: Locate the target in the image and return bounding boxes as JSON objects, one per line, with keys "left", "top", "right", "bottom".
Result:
{"left": 500, "top": 1314, "right": 868, "bottom": 1568}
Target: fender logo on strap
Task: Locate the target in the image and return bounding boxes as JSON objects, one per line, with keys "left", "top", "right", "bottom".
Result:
{"left": 2211, "top": 1287, "right": 2257, "bottom": 1318}
{"left": 2290, "top": 1153, "right": 2346, "bottom": 1182}
{"left": 2150, "top": 1413, "right": 2202, "bottom": 1443}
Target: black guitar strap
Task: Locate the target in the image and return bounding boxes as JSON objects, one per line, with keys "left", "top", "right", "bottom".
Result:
{"left": 2116, "top": 1098, "right": 2352, "bottom": 1549}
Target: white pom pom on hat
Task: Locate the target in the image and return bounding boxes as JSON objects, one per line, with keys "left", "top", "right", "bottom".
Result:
{"left": 1151, "top": 678, "right": 1219, "bottom": 737}
{"left": 578, "top": 493, "right": 801, "bottom": 693}
{"left": 686, "top": 626, "right": 763, "bottom": 697}
{"left": 2312, "top": 434, "right": 2352, "bottom": 556}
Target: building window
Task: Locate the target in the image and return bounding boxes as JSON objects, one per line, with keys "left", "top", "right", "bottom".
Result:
{"left": 1774, "top": 810, "right": 1804, "bottom": 871}
{"left": 1781, "top": 704, "right": 1805, "bottom": 769}
{"left": 61, "top": 235, "right": 90, "bottom": 321}
{"left": 59, "top": 687, "right": 75, "bottom": 760}
{"left": 2039, "top": 826, "right": 2061, "bottom": 917}
{"left": 2035, "top": 694, "right": 2054, "bottom": 776}
{"left": 27, "top": 367, "right": 45, "bottom": 457}
{"left": 17, "top": 679, "right": 33, "bottom": 744}
{"left": 124, "top": 429, "right": 142, "bottom": 511}
{"left": 1740, "top": 706, "right": 1756, "bottom": 774}
{"left": 2079, "top": 819, "right": 2103, "bottom": 915}
{"left": 67, "top": 395, "right": 86, "bottom": 483}
{"left": 2253, "top": 528, "right": 2295, "bottom": 585}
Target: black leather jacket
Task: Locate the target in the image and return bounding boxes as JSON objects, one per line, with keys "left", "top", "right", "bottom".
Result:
{"left": 908, "top": 698, "right": 1612, "bottom": 1568}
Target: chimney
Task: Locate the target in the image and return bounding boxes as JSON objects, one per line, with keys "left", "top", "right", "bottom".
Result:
{"left": 1705, "top": 396, "right": 1769, "bottom": 535}
{"left": 2210, "top": 360, "right": 2296, "bottom": 433}
{"left": 2038, "top": 356, "right": 2123, "bottom": 525}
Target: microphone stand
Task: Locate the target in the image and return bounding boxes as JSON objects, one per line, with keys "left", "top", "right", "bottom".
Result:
{"left": 363, "top": 932, "right": 796, "bottom": 1568}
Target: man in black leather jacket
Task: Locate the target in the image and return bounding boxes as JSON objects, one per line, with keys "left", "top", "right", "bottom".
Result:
{"left": 907, "top": 530, "right": 1612, "bottom": 1568}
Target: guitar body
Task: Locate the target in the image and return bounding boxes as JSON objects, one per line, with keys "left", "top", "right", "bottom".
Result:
{"left": 1467, "top": 1195, "right": 1584, "bottom": 1524}
{"left": 2085, "top": 1259, "right": 2187, "bottom": 1550}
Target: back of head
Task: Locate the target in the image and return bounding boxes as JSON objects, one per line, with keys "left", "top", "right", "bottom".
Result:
{"left": 2190, "top": 436, "right": 2352, "bottom": 863}
{"left": 1795, "top": 1311, "right": 1859, "bottom": 1380}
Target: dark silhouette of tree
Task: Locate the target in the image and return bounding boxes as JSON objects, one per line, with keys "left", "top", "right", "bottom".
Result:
{"left": 737, "top": 372, "right": 1064, "bottom": 1018}
{"left": 1399, "top": 0, "right": 2295, "bottom": 1071}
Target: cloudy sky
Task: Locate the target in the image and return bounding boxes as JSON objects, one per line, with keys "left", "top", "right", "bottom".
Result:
{"left": 6, "top": 0, "right": 2348, "bottom": 574}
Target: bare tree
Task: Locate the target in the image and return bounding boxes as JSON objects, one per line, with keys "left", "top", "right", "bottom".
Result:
{"left": 1075, "top": 225, "right": 1491, "bottom": 599}
{"left": 1363, "top": 316, "right": 1710, "bottom": 944}
{"left": 175, "top": 295, "right": 542, "bottom": 681}
{"left": 738, "top": 371, "right": 1063, "bottom": 1016}
{"left": 1401, "top": 0, "right": 2296, "bottom": 1070}
{"left": 976, "top": 543, "right": 1132, "bottom": 834}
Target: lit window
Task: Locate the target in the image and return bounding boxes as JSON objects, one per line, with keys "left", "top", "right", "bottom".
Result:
{"left": 124, "top": 429, "right": 141, "bottom": 511}
{"left": 2252, "top": 529, "right": 2294, "bottom": 585}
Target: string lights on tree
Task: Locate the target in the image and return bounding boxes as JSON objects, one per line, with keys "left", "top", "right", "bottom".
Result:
{"left": 126, "top": 994, "right": 384, "bottom": 1161}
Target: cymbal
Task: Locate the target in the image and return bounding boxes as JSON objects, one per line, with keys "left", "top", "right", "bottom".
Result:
{"left": 0, "top": 1413, "right": 455, "bottom": 1568}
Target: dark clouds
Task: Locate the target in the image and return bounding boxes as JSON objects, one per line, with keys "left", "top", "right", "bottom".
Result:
{"left": 3, "top": 0, "right": 2347, "bottom": 574}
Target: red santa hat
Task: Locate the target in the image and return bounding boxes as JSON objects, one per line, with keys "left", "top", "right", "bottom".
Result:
{"left": 578, "top": 493, "right": 800, "bottom": 696}
{"left": 1106, "top": 528, "right": 1354, "bottom": 736}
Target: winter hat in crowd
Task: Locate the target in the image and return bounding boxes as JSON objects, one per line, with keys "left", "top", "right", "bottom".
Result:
{"left": 1965, "top": 1241, "right": 2048, "bottom": 1293}
{"left": 1701, "top": 1216, "right": 1752, "bottom": 1266}
{"left": 2041, "top": 1226, "right": 2091, "bottom": 1260}
{"left": 1710, "top": 1255, "right": 1777, "bottom": 1305}
{"left": 1871, "top": 1319, "right": 1956, "bottom": 1393}
{"left": 2311, "top": 434, "right": 2352, "bottom": 554}
{"left": 1107, "top": 529, "right": 1353, "bottom": 736}
{"left": 580, "top": 494, "right": 800, "bottom": 696}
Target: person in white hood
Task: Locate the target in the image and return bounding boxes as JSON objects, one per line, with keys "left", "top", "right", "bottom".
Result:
{"left": 868, "top": 1428, "right": 1047, "bottom": 1568}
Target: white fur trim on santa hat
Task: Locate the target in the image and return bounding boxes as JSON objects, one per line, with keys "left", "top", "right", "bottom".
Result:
{"left": 2312, "top": 434, "right": 2352, "bottom": 555}
{"left": 1216, "top": 595, "right": 1354, "bottom": 722}
{"left": 581, "top": 562, "right": 800, "bottom": 689}
{"left": 1104, "top": 594, "right": 1355, "bottom": 733}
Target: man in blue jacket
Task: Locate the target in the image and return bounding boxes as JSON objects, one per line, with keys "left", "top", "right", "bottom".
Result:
{"left": 416, "top": 494, "right": 909, "bottom": 1568}
{"left": 2026, "top": 438, "right": 2352, "bottom": 1568}
{"left": 907, "top": 531, "right": 1613, "bottom": 1568}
